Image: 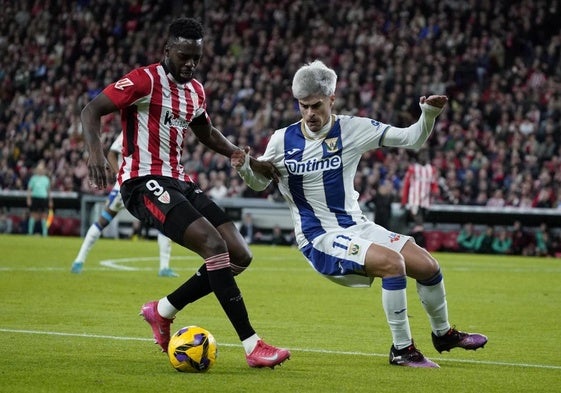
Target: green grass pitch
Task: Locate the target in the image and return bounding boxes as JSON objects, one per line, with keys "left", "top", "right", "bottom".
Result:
{"left": 1, "top": 234, "right": 560, "bottom": 392}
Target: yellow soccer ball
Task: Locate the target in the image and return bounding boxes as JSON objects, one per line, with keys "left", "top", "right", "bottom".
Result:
{"left": 167, "top": 326, "right": 218, "bottom": 372}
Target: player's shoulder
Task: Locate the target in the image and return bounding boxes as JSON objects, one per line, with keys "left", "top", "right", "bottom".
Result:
{"left": 107, "top": 64, "right": 157, "bottom": 95}
{"left": 188, "top": 77, "right": 206, "bottom": 98}
{"left": 336, "top": 114, "right": 387, "bottom": 132}
{"left": 189, "top": 77, "right": 204, "bottom": 89}
{"left": 124, "top": 63, "right": 158, "bottom": 82}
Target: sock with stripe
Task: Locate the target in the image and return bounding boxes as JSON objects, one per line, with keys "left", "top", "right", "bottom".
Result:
{"left": 416, "top": 269, "right": 450, "bottom": 336}
{"left": 381, "top": 275, "right": 412, "bottom": 350}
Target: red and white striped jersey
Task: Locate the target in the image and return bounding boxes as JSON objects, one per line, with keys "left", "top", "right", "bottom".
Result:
{"left": 103, "top": 62, "right": 210, "bottom": 185}
{"left": 401, "top": 163, "right": 438, "bottom": 209}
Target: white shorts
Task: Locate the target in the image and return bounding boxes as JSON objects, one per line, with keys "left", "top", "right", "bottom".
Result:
{"left": 300, "top": 221, "right": 411, "bottom": 288}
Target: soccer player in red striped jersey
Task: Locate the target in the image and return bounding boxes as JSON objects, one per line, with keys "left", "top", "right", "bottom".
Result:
{"left": 81, "top": 17, "right": 289, "bottom": 368}
{"left": 401, "top": 149, "right": 439, "bottom": 225}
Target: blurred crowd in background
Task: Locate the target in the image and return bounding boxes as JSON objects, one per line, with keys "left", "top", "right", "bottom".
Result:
{"left": 1, "top": 1, "right": 561, "bottom": 253}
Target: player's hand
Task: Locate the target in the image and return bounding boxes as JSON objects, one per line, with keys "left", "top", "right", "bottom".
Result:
{"left": 232, "top": 146, "right": 280, "bottom": 183}
{"left": 87, "top": 155, "right": 110, "bottom": 190}
{"left": 230, "top": 147, "right": 247, "bottom": 169}
{"left": 420, "top": 95, "right": 448, "bottom": 108}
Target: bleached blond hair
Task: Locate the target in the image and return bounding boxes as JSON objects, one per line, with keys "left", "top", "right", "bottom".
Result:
{"left": 291, "top": 60, "right": 337, "bottom": 100}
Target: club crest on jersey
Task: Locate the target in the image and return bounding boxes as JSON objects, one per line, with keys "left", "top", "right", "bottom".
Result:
{"left": 324, "top": 137, "right": 339, "bottom": 153}
{"left": 389, "top": 232, "right": 401, "bottom": 243}
{"left": 157, "top": 191, "right": 171, "bottom": 204}
{"left": 114, "top": 78, "right": 134, "bottom": 90}
{"left": 348, "top": 242, "right": 360, "bottom": 256}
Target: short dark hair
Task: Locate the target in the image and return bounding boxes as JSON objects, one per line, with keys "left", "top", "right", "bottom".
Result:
{"left": 168, "top": 17, "right": 204, "bottom": 41}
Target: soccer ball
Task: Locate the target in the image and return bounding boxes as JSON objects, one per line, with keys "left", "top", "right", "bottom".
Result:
{"left": 167, "top": 326, "right": 218, "bottom": 372}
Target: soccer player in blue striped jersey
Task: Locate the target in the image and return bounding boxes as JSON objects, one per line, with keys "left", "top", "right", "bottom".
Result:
{"left": 232, "top": 60, "right": 487, "bottom": 368}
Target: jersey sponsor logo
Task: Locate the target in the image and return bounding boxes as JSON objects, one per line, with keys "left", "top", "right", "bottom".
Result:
{"left": 285, "top": 155, "right": 342, "bottom": 175}
{"left": 114, "top": 78, "right": 134, "bottom": 90}
{"left": 163, "top": 110, "right": 189, "bottom": 129}
{"left": 389, "top": 232, "right": 401, "bottom": 243}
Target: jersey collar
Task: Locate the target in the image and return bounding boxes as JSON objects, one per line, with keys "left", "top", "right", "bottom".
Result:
{"left": 301, "top": 115, "right": 336, "bottom": 141}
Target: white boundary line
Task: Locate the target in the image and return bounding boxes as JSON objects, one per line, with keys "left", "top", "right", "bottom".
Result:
{"left": 0, "top": 328, "right": 559, "bottom": 370}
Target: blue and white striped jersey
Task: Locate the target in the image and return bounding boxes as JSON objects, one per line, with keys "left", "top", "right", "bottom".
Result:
{"left": 238, "top": 103, "right": 442, "bottom": 249}
{"left": 258, "top": 115, "right": 389, "bottom": 248}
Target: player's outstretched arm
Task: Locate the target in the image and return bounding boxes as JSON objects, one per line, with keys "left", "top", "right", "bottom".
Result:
{"left": 381, "top": 95, "right": 448, "bottom": 150}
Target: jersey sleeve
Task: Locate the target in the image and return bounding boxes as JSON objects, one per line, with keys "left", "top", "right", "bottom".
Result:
{"left": 102, "top": 68, "right": 152, "bottom": 109}
{"left": 339, "top": 116, "right": 391, "bottom": 152}
{"left": 380, "top": 103, "right": 443, "bottom": 150}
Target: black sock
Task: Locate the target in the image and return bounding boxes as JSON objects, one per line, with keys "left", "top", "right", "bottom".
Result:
{"left": 167, "top": 264, "right": 255, "bottom": 341}
{"left": 167, "top": 264, "right": 212, "bottom": 309}
{"left": 207, "top": 267, "right": 255, "bottom": 341}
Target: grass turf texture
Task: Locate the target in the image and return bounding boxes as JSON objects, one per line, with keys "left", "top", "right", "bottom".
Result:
{"left": 1, "top": 234, "right": 560, "bottom": 393}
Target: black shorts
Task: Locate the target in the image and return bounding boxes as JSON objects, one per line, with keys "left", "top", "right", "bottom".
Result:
{"left": 120, "top": 176, "right": 231, "bottom": 243}
{"left": 30, "top": 197, "right": 49, "bottom": 213}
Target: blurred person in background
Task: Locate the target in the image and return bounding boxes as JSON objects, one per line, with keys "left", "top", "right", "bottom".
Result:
{"left": 26, "top": 160, "right": 52, "bottom": 236}
{"left": 492, "top": 227, "right": 512, "bottom": 254}
{"left": 71, "top": 132, "right": 177, "bottom": 277}
{"left": 0, "top": 207, "right": 13, "bottom": 234}
{"left": 457, "top": 222, "right": 478, "bottom": 253}
{"left": 534, "top": 222, "right": 553, "bottom": 257}
{"left": 474, "top": 225, "right": 495, "bottom": 254}
{"left": 401, "top": 148, "right": 439, "bottom": 226}
{"left": 511, "top": 220, "right": 534, "bottom": 256}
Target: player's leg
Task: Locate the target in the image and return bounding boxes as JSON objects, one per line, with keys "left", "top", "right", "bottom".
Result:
{"left": 361, "top": 243, "right": 439, "bottom": 368}
{"left": 28, "top": 199, "right": 38, "bottom": 235}
{"left": 128, "top": 178, "right": 289, "bottom": 367}
{"left": 40, "top": 209, "right": 48, "bottom": 236}
{"left": 71, "top": 187, "right": 123, "bottom": 273}
{"left": 165, "top": 202, "right": 289, "bottom": 366}
{"left": 400, "top": 240, "right": 488, "bottom": 352}
{"left": 161, "top": 196, "right": 252, "bottom": 294}
{"left": 157, "top": 232, "right": 178, "bottom": 277}
{"left": 302, "top": 229, "right": 437, "bottom": 368}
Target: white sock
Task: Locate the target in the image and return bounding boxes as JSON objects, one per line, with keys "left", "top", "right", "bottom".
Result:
{"left": 75, "top": 224, "right": 102, "bottom": 263}
{"left": 157, "top": 297, "right": 179, "bottom": 319}
{"left": 381, "top": 283, "right": 412, "bottom": 350}
{"left": 416, "top": 279, "right": 450, "bottom": 336}
{"left": 157, "top": 233, "right": 171, "bottom": 270}
{"left": 242, "top": 333, "right": 260, "bottom": 354}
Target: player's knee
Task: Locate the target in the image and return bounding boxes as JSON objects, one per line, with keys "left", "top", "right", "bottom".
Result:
{"left": 230, "top": 250, "right": 252, "bottom": 276}
{"left": 231, "top": 245, "right": 252, "bottom": 266}
{"left": 195, "top": 232, "right": 228, "bottom": 255}
{"left": 418, "top": 251, "right": 440, "bottom": 278}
